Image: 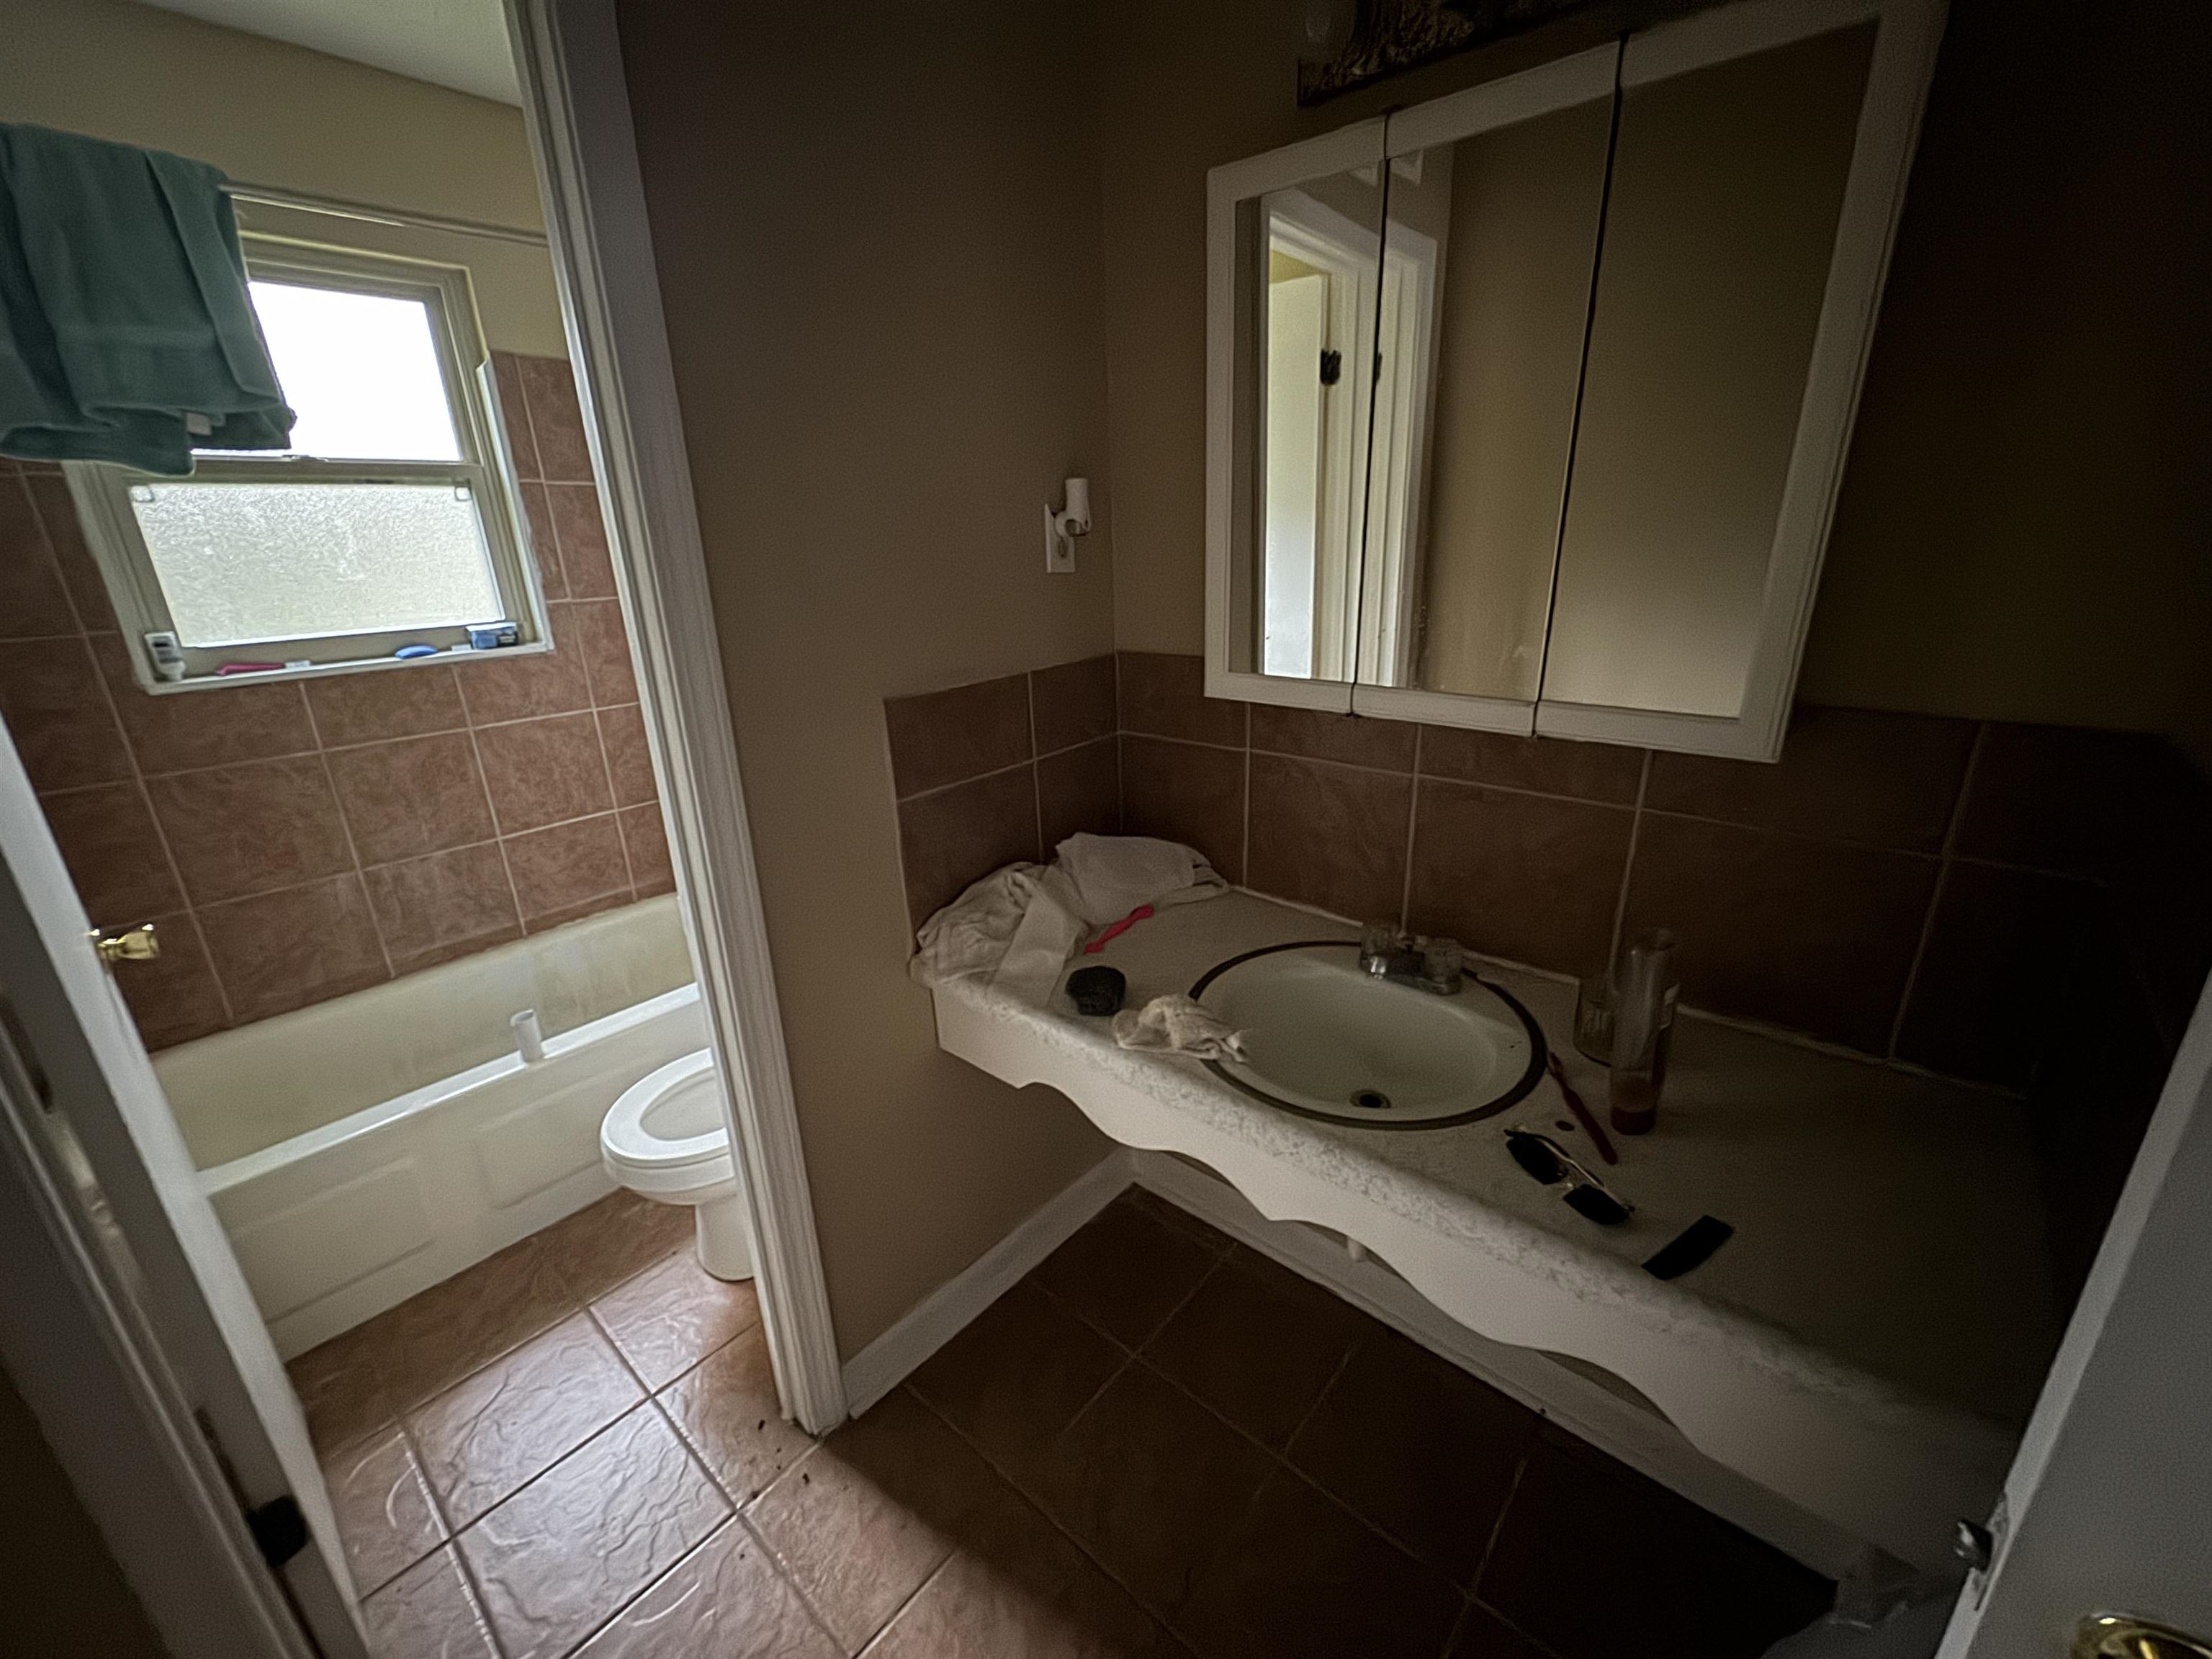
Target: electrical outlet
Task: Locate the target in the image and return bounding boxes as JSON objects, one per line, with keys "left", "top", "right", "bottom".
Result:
{"left": 1045, "top": 504, "right": 1076, "bottom": 573}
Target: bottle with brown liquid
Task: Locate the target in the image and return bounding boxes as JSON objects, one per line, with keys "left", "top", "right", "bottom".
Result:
{"left": 1609, "top": 929, "right": 1678, "bottom": 1136}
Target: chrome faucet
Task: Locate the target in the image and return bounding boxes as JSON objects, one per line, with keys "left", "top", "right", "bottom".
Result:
{"left": 1358, "top": 925, "right": 1465, "bottom": 995}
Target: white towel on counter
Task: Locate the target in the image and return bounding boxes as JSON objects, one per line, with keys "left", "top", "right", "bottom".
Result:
{"left": 1110, "top": 994, "right": 1247, "bottom": 1061}
{"left": 910, "top": 833, "right": 1227, "bottom": 1004}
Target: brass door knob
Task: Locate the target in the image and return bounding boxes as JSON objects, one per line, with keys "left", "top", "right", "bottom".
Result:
{"left": 93, "top": 924, "right": 160, "bottom": 965}
{"left": 2075, "top": 1614, "right": 2212, "bottom": 1658}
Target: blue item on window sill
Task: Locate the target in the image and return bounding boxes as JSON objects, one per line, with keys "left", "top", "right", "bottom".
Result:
{"left": 392, "top": 644, "right": 440, "bottom": 660}
{"left": 467, "top": 621, "right": 519, "bottom": 650}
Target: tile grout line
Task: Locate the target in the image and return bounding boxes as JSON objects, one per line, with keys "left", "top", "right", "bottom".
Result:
{"left": 891, "top": 730, "right": 1118, "bottom": 809}
{"left": 1605, "top": 750, "right": 1653, "bottom": 974}
{"left": 1398, "top": 725, "right": 1424, "bottom": 932}
{"left": 1887, "top": 720, "right": 1987, "bottom": 1060}
{"left": 300, "top": 691, "right": 400, "bottom": 981}
{"left": 1465, "top": 1447, "right": 1532, "bottom": 1606}
{"left": 1026, "top": 671, "right": 1046, "bottom": 863}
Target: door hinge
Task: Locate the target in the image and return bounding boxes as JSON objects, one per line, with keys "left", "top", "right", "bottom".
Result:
{"left": 1318, "top": 348, "right": 1341, "bottom": 385}
{"left": 246, "top": 1494, "right": 310, "bottom": 1568}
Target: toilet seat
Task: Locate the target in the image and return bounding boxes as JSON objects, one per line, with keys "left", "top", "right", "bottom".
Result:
{"left": 601, "top": 1050, "right": 734, "bottom": 1194}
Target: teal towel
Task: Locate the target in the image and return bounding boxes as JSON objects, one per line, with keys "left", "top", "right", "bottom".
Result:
{"left": 0, "top": 123, "right": 294, "bottom": 476}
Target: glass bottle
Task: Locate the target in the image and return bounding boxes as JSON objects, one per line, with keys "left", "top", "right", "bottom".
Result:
{"left": 1609, "top": 929, "right": 1678, "bottom": 1136}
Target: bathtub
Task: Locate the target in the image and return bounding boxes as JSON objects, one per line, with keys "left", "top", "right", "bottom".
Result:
{"left": 163, "top": 897, "right": 706, "bottom": 1358}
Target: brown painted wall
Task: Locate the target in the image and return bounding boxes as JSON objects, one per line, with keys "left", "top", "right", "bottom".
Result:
{"left": 0, "top": 354, "right": 669, "bottom": 1049}
{"left": 615, "top": 0, "right": 1120, "bottom": 1359}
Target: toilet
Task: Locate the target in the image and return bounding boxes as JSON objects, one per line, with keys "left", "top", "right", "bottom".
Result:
{"left": 600, "top": 1049, "right": 754, "bottom": 1282}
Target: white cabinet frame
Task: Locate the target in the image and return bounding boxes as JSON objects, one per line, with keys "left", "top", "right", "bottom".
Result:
{"left": 1204, "top": 0, "right": 1948, "bottom": 760}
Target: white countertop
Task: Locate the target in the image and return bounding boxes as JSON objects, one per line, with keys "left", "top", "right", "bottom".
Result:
{"left": 931, "top": 889, "right": 2062, "bottom": 1565}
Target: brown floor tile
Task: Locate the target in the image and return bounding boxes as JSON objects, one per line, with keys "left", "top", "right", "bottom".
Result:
{"left": 572, "top": 1518, "right": 840, "bottom": 1659}
{"left": 538, "top": 1190, "right": 693, "bottom": 1305}
{"left": 1478, "top": 1427, "right": 1830, "bottom": 1659}
{"left": 592, "top": 1251, "right": 762, "bottom": 1391}
{"left": 1450, "top": 1607, "right": 1555, "bottom": 1659}
{"left": 1027, "top": 1362, "right": 1277, "bottom": 1620}
{"left": 1142, "top": 1246, "right": 1370, "bottom": 1451}
{"left": 1031, "top": 1196, "right": 1220, "bottom": 1349}
{"left": 1287, "top": 1329, "right": 1536, "bottom": 1585}
{"left": 1120, "top": 1187, "right": 1236, "bottom": 1258}
{"left": 289, "top": 1325, "right": 397, "bottom": 1456}
{"left": 321, "top": 1426, "right": 445, "bottom": 1596}
{"left": 362, "top": 1545, "right": 499, "bottom": 1659}
{"left": 745, "top": 1388, "right": 1010, "bottom": 1653}
{"left": 369, "top": 1236, "right": 578, "bottom": 1411}
{"left": 659, "top": 1324, "right": 816, "bottom": 1505}
{"left": 908, "top": 1278, "right": 1127, "bottom": 1480}
{"left": 458, "top": 1403, "right": 729, "bottom": 1659}
{"left": 869, "top": 1482, "right": 1176, "bottom": 1659}
{"left": 406, "top": 1313, "right": 644, "bottom": 1527}
{"left": 1172, "top": 1469, "right": 1462, "bottom": 1659}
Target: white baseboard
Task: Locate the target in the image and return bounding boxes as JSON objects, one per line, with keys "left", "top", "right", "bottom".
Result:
{"left": 1128, "top": 1151, "right": 1871, "bottom": 1579}
{"left": 840, "top": 1150, "right": 1134, "bottom": 1416}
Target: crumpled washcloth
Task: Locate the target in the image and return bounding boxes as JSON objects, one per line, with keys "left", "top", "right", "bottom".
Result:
{"left": 1111, "top": 994, "right": 1247, "bottom": 1062}
{"left": 909, "top": 833, "right": 1227, "bottom": 1004}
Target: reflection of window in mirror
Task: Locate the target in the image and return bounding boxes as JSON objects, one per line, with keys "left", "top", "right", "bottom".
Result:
{"left": 1256, "top": 175, "right": 1379, "bottom": 681}
{"left": 1363, "top": 99, "right": 1614, "bottom": 698}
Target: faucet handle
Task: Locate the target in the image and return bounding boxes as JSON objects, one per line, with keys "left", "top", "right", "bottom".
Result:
{"left": 1419, "top": 937, "right": 1465, "bottom": 992}
{"left": 1359, "top": 921, "right": 1407, "bottom": 955}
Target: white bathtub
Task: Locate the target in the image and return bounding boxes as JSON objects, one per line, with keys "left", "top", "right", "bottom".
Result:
{"left": 163, "top": 898, "right": 706, "bottom": 1357}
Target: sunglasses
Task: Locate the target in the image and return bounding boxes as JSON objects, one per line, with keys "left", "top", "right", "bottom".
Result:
{"left": 1504, "top": 1128, "right": 1635, "bottom": 1226}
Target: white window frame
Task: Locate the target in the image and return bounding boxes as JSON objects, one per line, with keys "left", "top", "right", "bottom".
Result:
{"left": 64, "top": 235, "right": 549, "bottom": 695}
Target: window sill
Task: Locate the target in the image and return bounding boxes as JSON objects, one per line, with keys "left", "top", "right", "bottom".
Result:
{"left": 139, "top": 639, "right": 553, "bottom": 695}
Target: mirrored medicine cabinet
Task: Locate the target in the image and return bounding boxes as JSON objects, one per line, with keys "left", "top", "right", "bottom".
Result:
{"left": 1205, "top": 0, "right": 1944, "bottom": 759}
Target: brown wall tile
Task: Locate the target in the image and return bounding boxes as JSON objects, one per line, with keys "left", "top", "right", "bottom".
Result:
{"left": 1038, "top": 736, "right": 1120, "bottom": 852}
{"left": 518, "top": 355, "right": 593, "bottom": 482}
{"left": 1251, "top": 706, "right": 1416, "bottom": 773}
{"left": 150, "top": 756, "right": 354, "bottom": 905}
{"left": 1645, "top": 706, "right": 1974, "bottom": 852}
{"left": 1957, "top": 722, "right": 2177, "bottom": 877}
{"left": 896, "top": 765, "right": 1041, "bottom": 928}
{"left": 1120, "top": 734, "right": 1246, "bottom": 885}
{"left": 1622, "top": 815, "right": 1939, "bottom": 1053}
{"left": 114, "top": 912, "right": 229, "bottom": 1048}
{"left": 571, "top": 598, "right": 638, "bottom": 707}
{"left": 307, "top": 666, "right": 468, "bottom": 748}
{"left": 492, "top": 353, "right": 542, "bottom": 482}
{"left": 328, "top": 734, "right": 497, "bottom": 866}
{"left": 547, "top": 484, "right": 615, "bottom": 599}
{"left": 505, "top": 813, "right": 633, "bottom": 922}
{"left": 0, "top": 475, "right": 77, "bottom": 639}
{"left": 1894, "top": 863, "right": 2098, "bottom": 1087}
{"left": 0, "top": 637, "right": 130, "bottom": 790}
{"left": 91, "top": 634, "right": 318, "bottom": 770}
{"left": 619, "top": 803, "right": 676, "bottom": 898}
{"left": 199, "top": 876, "right": 390, "bottom": 1022}
{"left": 1416, "top": 727, "right": 1643, "bottom": 804}
{"left": 475, "top": 712, "right": 616, "bottom": 834}
{"left": 1407, "top": 781, "right": 1631, "bottom": 979}
{"left": 1030, "top": 655, "right": 1118, "bottom": 754}
{"left": 884, "top": 673, "right": 1032, "bottom": 799}
{"left": 1, "top": 353, "right": 665, "bottom": 1051}
{"left": 1118, "top": 651, "right": 1246, "bottom": 747}
{"left": 38, "top": 783, "right": 183, "bottom": 923}
{"left": 454, "top": 615, "right": 593, "bottom": 726}
{"left": 364, "top": 844, "right": 522, "bottom": 974}
{"left": 1247, "top": 755, "right": 1411, "bottom": 925}
{"left": 598, "top": 704, "right": 657, "bottom": 807}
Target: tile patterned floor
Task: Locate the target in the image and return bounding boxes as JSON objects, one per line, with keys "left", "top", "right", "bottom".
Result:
{"left": 292, "top": 1187, "right": 1832, "bottom": 1659}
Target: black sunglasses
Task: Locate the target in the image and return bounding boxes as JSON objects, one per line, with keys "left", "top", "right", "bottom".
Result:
{"left": 1504, "top": 1128, "right": 1635, "bottom": 1226}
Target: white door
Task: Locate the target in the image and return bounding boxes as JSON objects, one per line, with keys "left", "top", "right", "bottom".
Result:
{"left": 1938, "top": 976, "right": 2212, "bottom": 1656}
{"left": 0, "top": 732, "right": 367, "bottom": 1658}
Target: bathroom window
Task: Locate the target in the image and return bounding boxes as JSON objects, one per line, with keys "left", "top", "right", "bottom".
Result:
{"left": 67, "top": 240, "right": 544, "bottom": 691}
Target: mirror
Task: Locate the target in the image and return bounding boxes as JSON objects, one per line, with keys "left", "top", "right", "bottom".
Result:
{"left": 1226, "top": 153, "right": 1388, "bottom": 684}
{"left": 1208, "top": 0, "right": 1931, "bottom": 759}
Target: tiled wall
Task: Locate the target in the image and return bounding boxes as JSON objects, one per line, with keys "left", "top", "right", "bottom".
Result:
{"left": 0, "top": 353, "right": 673, "bottom": 1050}
{"left": 884, "top": 655, "right": 1121, "bottom": 929}
{"left": 888, "top": 648, "right": 2210, "bottom": 1094}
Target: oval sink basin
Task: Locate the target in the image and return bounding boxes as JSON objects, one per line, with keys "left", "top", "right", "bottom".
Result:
{"left": 1191, "top": 942, "right": 1545, "bottom": 1129}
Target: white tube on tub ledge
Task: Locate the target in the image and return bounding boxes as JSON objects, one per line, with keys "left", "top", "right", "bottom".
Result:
{"left": 512, "top": 1008, "right": 547, "bottom": 1064}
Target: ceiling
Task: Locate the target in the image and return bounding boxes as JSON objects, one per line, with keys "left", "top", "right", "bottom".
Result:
{"left": 137, "top": 0, "right": 519, "bottom": 105}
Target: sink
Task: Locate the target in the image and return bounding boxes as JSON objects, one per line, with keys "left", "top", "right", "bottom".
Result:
{"left": 1190, "top": 941, "right": 1545, "bottom": 1128}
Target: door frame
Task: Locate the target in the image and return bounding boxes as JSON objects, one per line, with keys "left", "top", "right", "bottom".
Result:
{"left": 504, "top": 0, "right": 848, "bottom": 1432}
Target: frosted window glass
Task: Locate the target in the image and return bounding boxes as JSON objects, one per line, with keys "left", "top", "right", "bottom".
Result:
{"left": 132, "top": 481, "right": 500, "bottom": 646}
{"left": 247, "top": 281, "right": 462, "bottom": 462}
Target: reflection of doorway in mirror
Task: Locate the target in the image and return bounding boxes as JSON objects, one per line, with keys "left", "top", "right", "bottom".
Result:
{"left": 1359, "top": 212, "right": 1443, "bottom": 687}
{"left": 1261, "top": 190, "right": 1377, "bottom": 680}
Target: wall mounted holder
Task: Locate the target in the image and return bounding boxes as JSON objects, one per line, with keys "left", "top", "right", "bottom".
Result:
{"left": 1046, "top": 475, "right": 1091, "bottom": 573}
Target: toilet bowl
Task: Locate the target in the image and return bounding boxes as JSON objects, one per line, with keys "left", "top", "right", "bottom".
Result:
{"left": 600, "top": 1049, "right": 754, "bottom": 1282}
